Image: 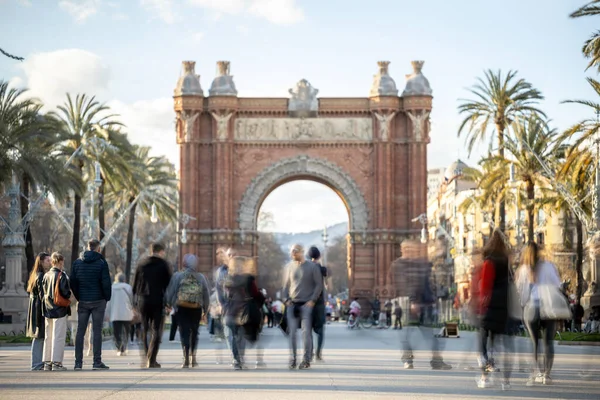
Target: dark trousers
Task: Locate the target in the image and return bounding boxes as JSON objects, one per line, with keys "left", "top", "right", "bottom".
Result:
{"left": 274, "top": 312, "right": 283, "bottom": 326}
{"left": 113, "top": 321, "right": 131, "bottom": 352}
{"left": 386, "top": 311, "right": 392, "bottom": 326}
{"left": 267, "top": 311, "right": 274, "bottom": 327}
{"left": 130, "top": 323, "right": 141, "bottom": 342}
{"left": 177, "top": 307, "right": 202, "bottom": 357}
{"left": 141, "top": 304, "right": 164, "bottom": 365}
{"left": 169, "top": 313, "right": 178, "bottom": 341}
{"left": 480, "top": 328, "right": 495, "bottom": 366}
{"left": 525, "top": 312, "right": 556, "bottom": 376}
{"left": 75, "top": 300, "right": 106, "bottom": 365}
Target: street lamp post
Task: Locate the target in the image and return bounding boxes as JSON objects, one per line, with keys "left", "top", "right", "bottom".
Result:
{"left": 509, "top": 164, "right": 523, "bottom": 246}
{"left": 322, "top": 226, "right": 329, "bottom": 265}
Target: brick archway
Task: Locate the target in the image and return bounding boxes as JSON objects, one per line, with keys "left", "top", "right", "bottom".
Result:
{"left": 173, "top": 60, "right": 432, "bottom": 298}
{"left": 238, "top": 155, "right": 368, "bottom": 232}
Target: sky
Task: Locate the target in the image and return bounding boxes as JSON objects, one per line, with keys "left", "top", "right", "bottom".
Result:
{"left": 1, "top": 0, "right": 598, "bottom": 233}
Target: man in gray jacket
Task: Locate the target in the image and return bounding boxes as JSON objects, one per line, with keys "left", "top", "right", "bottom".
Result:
{"left": 282, "top": 244, "right": 323, "bottom": 370}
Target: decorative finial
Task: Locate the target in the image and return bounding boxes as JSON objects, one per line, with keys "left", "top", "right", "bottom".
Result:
{"left": 216, "top": 61, "right": 230, "bottom": 76}
{"left": 209, "top": 60, "right": 237, "bottom": 96}
{"left": 370, "top": 60, "right": 398, "bottom": 97}
{"left": 411, "top": 60, "right": 424, "bottom": 74}
{"left": 174, "top": 60, "right": 203, "bottom": 96}
{"left": 183, "top": 61, "right": 196, "bottom": 74}
{"left": 402, "top": 60, "right": 432, "bottom": 97}
{"left": 378, "top": 61, "right": 391, "bottom": 75}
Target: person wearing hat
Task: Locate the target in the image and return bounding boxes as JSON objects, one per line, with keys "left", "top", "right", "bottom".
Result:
{"left": 307, "top": 246, "right": 327, "bottom": 361}
{"left": 166, "top": 254, "right": 210, "bottom": 368}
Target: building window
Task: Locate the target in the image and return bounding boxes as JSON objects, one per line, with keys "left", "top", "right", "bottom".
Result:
{"left": 537, "top": 232, "right": 545, "bottom": 245}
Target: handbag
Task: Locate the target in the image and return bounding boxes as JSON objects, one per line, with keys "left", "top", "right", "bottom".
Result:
{"left": 507, "top": 267, "right": 523, "bottom": 320}
{"left": 538, "top": 284, "right": 572, "bottom": 320}
{"left": 53, "top": 271, "right": 71, "bottom": 308}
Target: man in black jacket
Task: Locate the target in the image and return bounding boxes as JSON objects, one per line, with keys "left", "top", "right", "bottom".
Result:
{"left": 133, "top": 243, "right": 172, "bottom": 368}
{"left": 71, "top": 239, "right": 112, "bottom": 370}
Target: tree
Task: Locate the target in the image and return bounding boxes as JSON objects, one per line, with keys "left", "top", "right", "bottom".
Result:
{"left": 53, "top": 93, "right": 124, "bottom": 264}
{"left": 570, "top": 1, "right": 600, "bottom": 72}
{"left": 457, "top": 70, "right": 545, "bottom": 232}
{"left": 0, "top": 81, "right": 78, "bottom": 272}
{"left": 324, "top": 236, "right": 348, "bottom": 296}
{"left": 111, "top": 146, "right": 177, "bottom": 281}
{"left": 503, "top": 115, "right": 558, "bottom": 242}
{"left": 561, "top": 78, "right": 600, "bottom": 148}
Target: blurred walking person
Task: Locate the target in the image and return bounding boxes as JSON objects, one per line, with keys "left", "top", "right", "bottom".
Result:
{"left": 41, "top": 252, "right": 71, "bottom": 371}
{"left": 26, "top": 252, "right": 50, "bottom": 370}
{"left": 396, "top": 240, "right": 451, "bottom": 371}
{"left": 282, "top": 244, "right": 323, "bottom": 370}
{"left": 108, "top": 273, "right": 134, "bottom": 356}
{"left": 166, "top": 254, "right": 209, "bottom": 368}
{"left": 133, "top": 243, "right": 172, "bottom": 368}
{"left": 476, "top": 230, "right": 513, "bottom": 390}
{"left": 223, "top": 256, "right": 265, "bottom": 369}
{"left": 71, "top": 239, "right": 112, "bottom": 370}
{"left": 308, "top": 246, "right": 327, "bottom": 361}
{"left": 517, "top": 241, "right": 562, "bottom": 386}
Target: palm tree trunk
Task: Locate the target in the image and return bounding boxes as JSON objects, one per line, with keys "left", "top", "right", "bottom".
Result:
{"left": 125, "top": 198, "right": 137, "bottom": 282}
{"left": 98, "top": 176, "right": 106, "bottom": 256}
{"left": 71, "top": 193, "right": 82, "bottom": 266}
{"left": 20, "top": 174, "right": 35, "bottom": 275}
{"left": 575, "top": 216, "right": 584, "bottom": 304}
{"left": 526, "top": 180, "right": 535, "bottom": 243}
{"left": 496, "top": 123, "right": 506, "bottom": 233}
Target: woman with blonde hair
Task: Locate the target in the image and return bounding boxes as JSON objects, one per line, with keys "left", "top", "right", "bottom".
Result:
{"left": 26, "top": 252, "right": 51, "bottom": 370}
{"left": 477, "top": 230, "right": 512, "bottom": 389}
{"left": 516, "top": 241, "right": 561, "bottom": 386}
{"left": 108, "top": 272, "right": 134, "bottom": 356}
{"left": 41, "top": 252, "right": 71, "bottom": 371}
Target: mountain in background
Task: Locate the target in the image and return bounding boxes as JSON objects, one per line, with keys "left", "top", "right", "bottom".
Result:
{"left": 271, "top": 222, "right": 348, "bottom": 251}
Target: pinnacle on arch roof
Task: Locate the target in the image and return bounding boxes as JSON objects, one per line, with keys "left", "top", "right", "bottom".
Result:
{"left": 174, "top": 61, "right": 204, "bottom": 97}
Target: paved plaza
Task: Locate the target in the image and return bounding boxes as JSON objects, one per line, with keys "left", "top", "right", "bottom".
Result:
{"left": 0, "top": 323, "right": 599, "bottom": 399}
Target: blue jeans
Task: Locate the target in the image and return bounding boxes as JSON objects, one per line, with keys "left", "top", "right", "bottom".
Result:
{"left": 224, "top": 318, "right": 245, "bottom": 364}
{"left": 287, "top": 304, "right": 313, "bottom": 363}
{"left": 31, "top": 337, "right": 44, "bottom": 369}
{"left": 75, "top": 300, "right": 106, "bottom": 365}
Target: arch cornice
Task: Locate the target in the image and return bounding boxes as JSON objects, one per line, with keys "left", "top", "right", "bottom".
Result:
{"left": 238, "top": 155, "right": 369, "bottom": 232}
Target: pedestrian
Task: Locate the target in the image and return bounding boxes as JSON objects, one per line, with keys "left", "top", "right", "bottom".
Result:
{"left": 517, "top": 241, "right": 562, "bottom": 386}
{"left": 165, "top": 254, "right": 210, "bottom": 368}
{"left": 26, "top": 252, "right": 50, "bottom": 370}
{"left": 308, "top": 246, "right": 327, "bottom": 361}
{"left": 272, "top": 298, "right": 284, "bottom": 326}
{"left": 108, "top": 272, "right": 134, "bottom": 356}
{"left": 476, "top": 229, "right": 513, "bottom": 390}
{"left": 133, "top": 243, "right": 172, "bottom": 368}
{"left": 397, "top": 240, "right": 451, "bottom": 371}
{"left": 393, "top": 301, "right": 403, "bottom": 329}
{"left": 71, "top": 239, "right": 111, "bottom": 370}
{"left": 282, "top": 244, "right": 323, "bottom": 370}
{"left": 223, "top": 255, "right": 265, "bottom": 369}
{"left": 384, "top": 299, "right": 393, "bottom": 327}
{"left": 41, "top": 252, "right": 71, "bottom": 371}
{"left": 372, "top": 295, "right": 381, "bottom": 324}
{"left": 168, "top": 308, "right": 178, "bottom": 342}
{"left": 265, "top": 298, "right": 274, "bottom": 328}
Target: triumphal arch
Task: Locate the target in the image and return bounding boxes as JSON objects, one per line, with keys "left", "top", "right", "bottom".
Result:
{"left": 173, "top": 59, "right": 432, "bottom": 298}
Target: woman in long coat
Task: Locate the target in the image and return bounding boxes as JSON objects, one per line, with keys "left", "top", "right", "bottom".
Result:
{"left": 26, "top": 252, "right": 51, "bottom": 370}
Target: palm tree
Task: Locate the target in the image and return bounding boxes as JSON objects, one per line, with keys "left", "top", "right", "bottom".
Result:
{"left": 0, "top": 81, "right": 79, "bottom": 273}
{"left": 112, "top": 146, "right": 177, "bottom": 281}
{"left": 561, "top": 78, "right": 600, "bottom": 148}
{"left": 555, "top": 146, "right": 594, "bottom": 304}
{"left": 53, "top": 93, "right": 124, "bottom": 264}
{"left": 570, "top": 1, "right": 600, "bottom": 72}
{"left": 502, "top": 115, "right": 558, "bottom": 242}
{"left": 457, "top": 70, "right": 545, "bottom": 232}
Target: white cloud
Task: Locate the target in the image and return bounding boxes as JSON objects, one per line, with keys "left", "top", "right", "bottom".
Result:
{"left": 248, "top": 0, "right": 303, "bottom": 25}
{"left": 109, "top": 98, "right": 178, "bottom": 166}
{"left": 140, "top": 0, "right": 178, "bottom": 23}
{"left": 192, "top": 31, "right": 204, "bottom": 41}
{"left": 17, "top": 0, "right": 32, "bottom": 6}
{"left": 59, "top": 0, "right": 100, "bottom": 23}
{"left": 236, "top": 25, "right": 250, "bottom": 35}
{"left": 18, "top": 49, "right": 111, "bottom": 109}
{"left": 112, "top": 12, "right": 129, "bottom": 21}
{"left": 188, "top": 0, "right": 303, "bottom": 25}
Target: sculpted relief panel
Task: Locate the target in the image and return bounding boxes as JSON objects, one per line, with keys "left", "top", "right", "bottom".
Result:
{"left": 234, "top": 118, "right": 372, "bottom": 141}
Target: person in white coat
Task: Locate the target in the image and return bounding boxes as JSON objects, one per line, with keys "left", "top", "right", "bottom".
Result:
{"left": 108, "top": 273, "right": 134, "bottom": 356}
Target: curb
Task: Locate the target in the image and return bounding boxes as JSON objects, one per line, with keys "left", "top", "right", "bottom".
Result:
{"left": 558, "top": 341, "right": 600, "bottom": 346}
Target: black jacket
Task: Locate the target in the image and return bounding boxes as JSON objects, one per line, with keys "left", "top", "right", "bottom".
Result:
{"left": 481, "top": 255, "right": 510, "bottom": 334}
{"left": 71, "top": 251, "right": 111, "bottom": 302}
{"left": 26, "top": 272, "right": 45, "bottom": 338}
{"left": 133, "top": 256, "right": 172, "bottom": 307}
{"left": 42, "top": 268, "right": 71, "bottom": 319}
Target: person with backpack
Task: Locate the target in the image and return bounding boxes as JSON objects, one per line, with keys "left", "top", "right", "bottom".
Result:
{"left": 41, "top": 252, "right": 71, "bottom": 371}
{"left": 165, "top": 254, "right": 209, "bottom": 368}
{"left": 133, "top": 243, "right": 172, "bottom": 368}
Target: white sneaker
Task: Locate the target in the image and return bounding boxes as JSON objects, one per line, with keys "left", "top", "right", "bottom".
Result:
{"left": 476, "top": 378, "right": 490, "bottom": 389}
{"left": 501, "top": 382, "right": 511, "bottom": 391}
{"left": 116, "top": 351, "right": 122, "bottom": 356}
